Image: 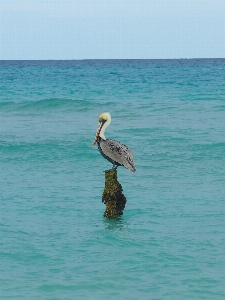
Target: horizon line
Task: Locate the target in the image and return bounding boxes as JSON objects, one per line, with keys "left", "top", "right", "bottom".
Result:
{"left": 1, "top": 57, "right": 225, "bottom": 61}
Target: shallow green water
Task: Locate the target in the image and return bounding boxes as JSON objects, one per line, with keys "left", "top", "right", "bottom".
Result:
{"left": 1, "top": 60, "right": 225, "bottom": 299}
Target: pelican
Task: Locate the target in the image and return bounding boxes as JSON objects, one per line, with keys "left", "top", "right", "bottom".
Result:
{"left": 93, "top": 112, "right": 136, "bottom": 172}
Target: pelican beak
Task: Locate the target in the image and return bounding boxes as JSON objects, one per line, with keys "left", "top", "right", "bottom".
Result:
{"left": 93, "top": 122, "right": 102, "bottom": 146}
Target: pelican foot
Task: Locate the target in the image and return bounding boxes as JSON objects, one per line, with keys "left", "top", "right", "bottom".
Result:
{"left": 104, "top": 168, "right": 115, "bottom": 173}
{"left": 104, "top": 165, "right": 118, "bottom": 173}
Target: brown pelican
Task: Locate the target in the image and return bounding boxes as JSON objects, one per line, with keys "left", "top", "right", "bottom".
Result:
{"left": 93, "top": 112, "right": 136, "bottom": 172}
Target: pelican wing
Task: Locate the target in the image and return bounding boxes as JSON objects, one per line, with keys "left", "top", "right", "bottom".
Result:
{"left": 100, "top": 139, "right": 136, "bottom": 172}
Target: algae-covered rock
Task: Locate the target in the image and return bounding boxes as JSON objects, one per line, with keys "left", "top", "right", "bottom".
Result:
{"left": 102, "top": 169, "right": 127, "bottom": 218}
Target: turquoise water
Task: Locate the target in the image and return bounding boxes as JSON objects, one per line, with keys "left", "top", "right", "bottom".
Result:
{"left": 1, "top": 59, "right": 225, "bottom": 299}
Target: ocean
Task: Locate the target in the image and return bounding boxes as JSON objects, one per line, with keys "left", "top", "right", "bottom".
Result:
{"left": 0, "top": 59, "right": 225, "bottom": 299}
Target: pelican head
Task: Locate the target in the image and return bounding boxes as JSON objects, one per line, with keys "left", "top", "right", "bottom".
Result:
{"left": 93, "top": 112, "right": 111, "bottom": 145}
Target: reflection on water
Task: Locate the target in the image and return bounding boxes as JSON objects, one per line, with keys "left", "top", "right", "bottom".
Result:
{"left": 103, "top": 217, "right": 129, "bottom": 231}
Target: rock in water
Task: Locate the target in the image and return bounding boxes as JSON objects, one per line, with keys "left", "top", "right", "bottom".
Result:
{"left": 102, "top": 169, "right": 127, "bottom": 218}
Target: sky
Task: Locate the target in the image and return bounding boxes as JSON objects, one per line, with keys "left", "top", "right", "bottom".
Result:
{"left": 0, "top": 0, "right": 225, "bottom": 59}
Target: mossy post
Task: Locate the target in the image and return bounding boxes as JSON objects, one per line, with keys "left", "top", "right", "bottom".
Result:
{"left": 102, "top": 169, "right": 127, "bottom": 218}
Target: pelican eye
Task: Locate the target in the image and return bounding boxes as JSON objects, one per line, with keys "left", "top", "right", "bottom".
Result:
{"left": 99, "top": 118, "right": 107, "bottom": 124}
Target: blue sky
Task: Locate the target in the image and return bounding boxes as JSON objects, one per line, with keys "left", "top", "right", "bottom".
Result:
{"left": 1, "top": 0, "right": 225, "bottom": 59}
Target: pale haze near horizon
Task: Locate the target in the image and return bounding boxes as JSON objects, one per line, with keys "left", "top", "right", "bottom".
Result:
{"left": 0, "top": 0, "right": 225, "bottom": 60}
